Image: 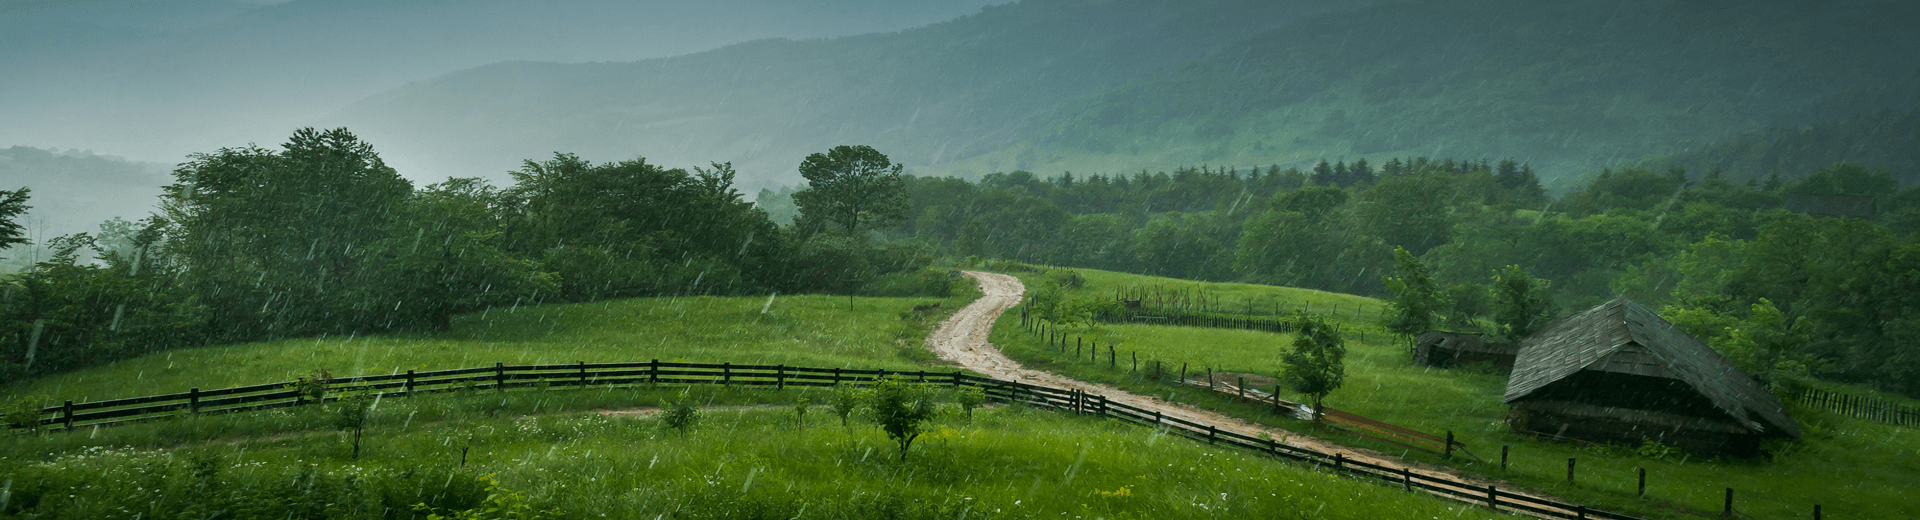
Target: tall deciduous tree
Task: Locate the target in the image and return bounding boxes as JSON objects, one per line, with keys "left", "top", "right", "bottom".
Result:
{"left": 1283, "top": 312, "right": 1346, "bottom": 424}
{"left": 1383, "top": 246, "right": 1444, "bottom": 337}
{"left": 792, "top": 145, "right": 909, "bottom": 236}
{"left": 1490, "top": 264, "right": 1556, "bottom": 344}
{"left": 163, "top": 127, "right": 411, "bottom": 340}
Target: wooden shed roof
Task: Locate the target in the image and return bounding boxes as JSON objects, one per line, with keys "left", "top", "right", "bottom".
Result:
{"left": 1503, "top": 298, "right": 1800, "bottom": 438}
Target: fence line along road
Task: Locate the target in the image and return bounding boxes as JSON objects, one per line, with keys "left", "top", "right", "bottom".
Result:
{"left": 12, "top": 360, "right": 1647, "bottom": 520}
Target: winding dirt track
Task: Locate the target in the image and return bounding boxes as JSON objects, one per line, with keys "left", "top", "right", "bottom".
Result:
{"left": 927, "top": 271, "right": 1576, "bottom": 518}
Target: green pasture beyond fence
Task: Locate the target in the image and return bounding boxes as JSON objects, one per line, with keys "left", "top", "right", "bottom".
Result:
{"left": 12, "top": 360, "right": 1648, "bottom": 520}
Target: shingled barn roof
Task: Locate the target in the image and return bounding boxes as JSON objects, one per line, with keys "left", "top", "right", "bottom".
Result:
{"left": 1504, "top": 298, "right": 1800, "bottom": 438}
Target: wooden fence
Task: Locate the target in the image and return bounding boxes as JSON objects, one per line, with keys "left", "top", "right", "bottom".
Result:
{"left": 9, "top": 359, "right": 1648, "bottom": 520}
{"left": 1792, "top": 387, "right": 1919, "bottom": 427}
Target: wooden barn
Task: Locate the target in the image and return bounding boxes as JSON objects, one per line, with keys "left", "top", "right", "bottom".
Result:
{"left": 1412, "top": 331, "right": 1515, "bottom": 371}
{"left": 1503, "top": 298, "right": 1800, "bottom": 456}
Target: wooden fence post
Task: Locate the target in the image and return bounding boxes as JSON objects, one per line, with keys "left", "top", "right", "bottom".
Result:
{"left": 406, "top": 369, "right": 416, "bottom": 396}
{"left": 1402, "top": 467, "right": 1412, "bottom": 491}
{"left": 1207, "top": 425, "right": 1217, "bottom": 444}
{"left": 578, "top": 361, "right": 587, "bottom": 388}
{"left": 832, "top": 367, "right": 842, "bottom": 384}
{"left": 1334, "top": 452, "right": 1344, "bottom": 472}
{"left": 1108, "top": 345, "right": 1115, "bottom": 368}
{"left": 1814, "top": 504, "right": 1821, "bottom": 519}
{"left": 1722, "top": 488, "right": 1734, "bottom": 517}
{"left": 189, "top": 388, "right": 200, "bottom": 414}
{"left": 1567, "top": 457, "right": 1576, "bottom": 484}
{"left": 776, "top": 365, "right": 786, "bottom": 390}
{"left": 650, "top": 359, "right": 660, "bottom": 385}
{"left": 1131, "top": 352, "right": 1137, "bottom": 372}
{"left": 1501, "top": 445, "right": 1509, "bottom": 470}
{"left": 1486, "top": 485, "right": 1497, "bottom": 510}
{"left": 62, "top": 400, "right": 74, "bottom": 431}
{"left": 495, "top": 362, "right": 505, "bottom": 392}
{"left": 1180, "top": 363, "right": 1187, "bottom": 384}
{"left": 1637, "top": 467, "right": 1646, "bottom": 497}
{"left": 723, "top": 362, "right": 732, "bottom": 386}
{"left": 1237, "top": 377, "right": 1245, "bottom": 401}
{"left": 1272, "top": 385, "right": 1282, "bottom": 414}
{"left": 1444, "top": 430, "right": 1454, "bottom": 460}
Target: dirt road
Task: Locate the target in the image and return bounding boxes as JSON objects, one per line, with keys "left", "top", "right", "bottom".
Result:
{"left": 926, "top": 270, "right": 1573, "bottom": 517}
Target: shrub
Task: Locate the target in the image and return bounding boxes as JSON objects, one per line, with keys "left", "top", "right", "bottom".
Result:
{"left": 660, "top": 390, "right": 700, "bottom": 435}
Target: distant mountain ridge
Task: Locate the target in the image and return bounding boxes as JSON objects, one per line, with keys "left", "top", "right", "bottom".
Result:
{"left": 0, "top": 0, "right": 1003, "bottom": 170}
{"left": 334, "top": 0, "right": 1920, "bottom": 189}
{"left": 331, "top": 0, "right": 1361, "bottom": 187}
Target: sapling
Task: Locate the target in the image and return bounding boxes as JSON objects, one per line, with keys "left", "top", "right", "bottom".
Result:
{"left": 863, "top": 376, "right": 941, "bottom": 461}
{"left": 830, "top": 383, "right": 865, "bottom": 427}
{"left": 794, "top": 397, "right": 812, "bottom": 428}
{"left": 956, "top": 386, "right": 986, "bottom": 421}
{"left": 660, "top": 389, "right": 699, "bottom": 436}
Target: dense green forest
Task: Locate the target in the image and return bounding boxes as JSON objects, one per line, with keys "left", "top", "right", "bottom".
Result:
{"left": 763, "top": 156, "right": 1920, "bottom": 395}
{"left": 0, "top": 129, "right": 944, "bottom": 385}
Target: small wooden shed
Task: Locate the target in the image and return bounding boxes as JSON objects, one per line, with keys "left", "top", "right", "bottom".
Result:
{"left": 1503, "top": 298, "right": 1799, "bottom": 456}
{"left": 1412, "top": 331, "right": 1514, "bottom": 371}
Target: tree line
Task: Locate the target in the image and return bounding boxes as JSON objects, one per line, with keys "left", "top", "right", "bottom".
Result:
{"left": 0, "top": 129, "right": 932, "bottom": 384}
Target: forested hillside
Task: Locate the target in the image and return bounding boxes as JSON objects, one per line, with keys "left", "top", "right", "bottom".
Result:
{"left": 336, "top": 0, "right": 1919, "bottom": 189}
{"left": 1631, "top": 107, "right": 1920, "bottom": 187}
{"left": 1008, "top": 0, "right": 1920, "bottom": 188}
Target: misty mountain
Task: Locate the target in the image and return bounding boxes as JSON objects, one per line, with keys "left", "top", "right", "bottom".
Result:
{"left": 1630, "top": 107, "right": 1920, "bottom": 187}
{"left": 0, "top": 0, "right": 1001, "bottom": 170}
{"left": 334, "top": 0, "right": 1920, "bottom": 190}
{"left": 0, "top": 146, "right": 172, "bottom": 250}
{"left": 330, "top": 0, "right": 1363, "bottom": 188}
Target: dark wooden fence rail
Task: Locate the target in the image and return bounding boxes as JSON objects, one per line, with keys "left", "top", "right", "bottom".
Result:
{"left": 1791, "top": 387, "right": 1919, "bottom": 427}
{"left": 11, "top": 359, "right": 1651, "bottom": 520}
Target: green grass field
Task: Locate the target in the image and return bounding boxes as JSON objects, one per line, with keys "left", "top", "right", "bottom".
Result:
{"left": 1, "top": 384, "right": 1523, "bottom": 520}
{"left": 992, "top": 266, "right": 1920, "bottom": 519}
{"left": 12, "top": 289, "right": 976, "bottom": 404}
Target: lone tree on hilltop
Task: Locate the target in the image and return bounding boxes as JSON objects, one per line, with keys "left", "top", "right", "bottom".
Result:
{"left": 792, "top": 145, "right": 908, "bottom": 235}
{"left": 1283, "top": 312, "right": 1346, "bottom": 425}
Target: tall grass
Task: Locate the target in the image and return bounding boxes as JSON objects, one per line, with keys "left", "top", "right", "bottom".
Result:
{"left": 1, "top": 384, "right": 1524, "bottom": 520}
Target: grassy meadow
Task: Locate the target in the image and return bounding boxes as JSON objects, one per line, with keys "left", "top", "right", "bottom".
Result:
{"left": 994, "top": 266, "right": 1920, "bottom": 520}
{"left": 1, "top": 384, "right": 1526, "bottom": 519}
{"left": 12, "top": 287, "right": 977, "bottom": 404}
